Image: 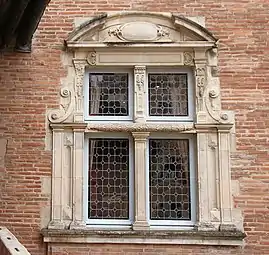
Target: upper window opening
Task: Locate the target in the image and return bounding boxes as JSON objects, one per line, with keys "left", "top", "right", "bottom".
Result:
{"left": 89, "top": 73, "right": 129, "bottom": 117}
{"left": 148, "top": 73, "right": 188, "bottom": 117}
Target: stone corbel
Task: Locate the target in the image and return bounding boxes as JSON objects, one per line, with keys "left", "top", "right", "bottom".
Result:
{"left": 73, "top": 59, "right": 87, "bottom": 122}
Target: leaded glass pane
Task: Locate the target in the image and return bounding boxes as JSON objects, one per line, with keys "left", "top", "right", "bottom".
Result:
{"left": 149, "top": 139, "right": 191, "bottom": 220}
{"left": 148, "top": 73, "right": 188, "bottom": 116}
{"left": 88, "top": 138, "right": 129, "bottom": 219}
{"left": 89, "top": 73, "right": 129, "bottom": 116}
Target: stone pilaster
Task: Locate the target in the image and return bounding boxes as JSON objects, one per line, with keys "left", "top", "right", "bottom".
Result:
{"left": 70, "top": 124, "right": 87, "bottom": 229}
{"left": 73, "top": 60, "right": 86, "bottom": 122}
{"left": 196, "top": 128, "right": 216, "bottom": 231}
{"left": 194, "top": 49, "right": 207, "bottom": 123}
{"left": 134, "top": 66, "right": 146, "bottom": 123}
{"left": 48, "top": 127, "right": 65, "bottom": 229}
{"left": 217, "top": 126, "right": 236, "bottom": 231}
{"left": 132, "top": 132, "right": 150, "bottom": 230}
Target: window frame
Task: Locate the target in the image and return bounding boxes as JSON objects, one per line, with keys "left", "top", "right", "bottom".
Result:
{"left": 84, "top": 68, "right": 134, "bottom": 122}
{"left": 84, "top": 132, "right": 134, "bottom": 226}
{"left": 145, "top": 67, "right": 195, "bottom": 122}
{"left": 83, "top": 66, "right": 196, "bottom": 228}
{"left": 146, "top": 134, "right": 196, "bottom": 228}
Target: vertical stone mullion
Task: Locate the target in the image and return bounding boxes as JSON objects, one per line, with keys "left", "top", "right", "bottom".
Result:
{"left": 132, "top": 132, "right": 150, "bottom": 230}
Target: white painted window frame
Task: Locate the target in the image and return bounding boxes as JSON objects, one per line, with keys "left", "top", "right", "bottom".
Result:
{"left": 146, "top": 134, "right": 196, "bottom": 227}
{"left": 84, "top": 132, "right": 134, "bottom": 226}
{"left": 83, "top": 66, "right": 196, "bottom": 228}
{"left": 84, "top": 68, "right": 134, "bottom": 122}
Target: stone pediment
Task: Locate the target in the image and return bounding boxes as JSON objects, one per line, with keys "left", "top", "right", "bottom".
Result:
{"left": 66, "top": 12, "right": 217, "bottom": 48}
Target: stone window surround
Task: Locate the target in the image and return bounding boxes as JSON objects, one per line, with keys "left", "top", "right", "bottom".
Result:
{"left": 43, "top": 12, "right": 245, "bottom": 246}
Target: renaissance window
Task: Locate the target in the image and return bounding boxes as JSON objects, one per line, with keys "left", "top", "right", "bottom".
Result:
{"left": 84, "top": 68, "right": 196, "bottom": 227}
{"left": 47, "top": 13, "right": 244, "bottom": 245}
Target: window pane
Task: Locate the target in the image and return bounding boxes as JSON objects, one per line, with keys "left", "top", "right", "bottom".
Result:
{"left": 88, "top": 138, "right": 129, "bottom": 219}
{"left": 149, "top": 139, "right": 191, "bottom": 220}
{"left": 148, "top": 73, "right": 188, "bottom": 116}
{"left": 89, "top": 73, "right": 129, "bottom": 116}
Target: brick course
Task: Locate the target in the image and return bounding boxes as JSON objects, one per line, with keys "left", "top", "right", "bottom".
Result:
{"left": 1, "top": 0, "right": 269, "bottom": 254}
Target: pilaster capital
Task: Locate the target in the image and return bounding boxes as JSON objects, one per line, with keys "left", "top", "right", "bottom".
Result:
{"left": 132, "top": 132, "right": 150, "bottom": 141}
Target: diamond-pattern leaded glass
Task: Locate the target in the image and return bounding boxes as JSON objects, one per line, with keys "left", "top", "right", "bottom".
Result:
{"left": 149, "top": 139, "right": 190, "bottom": 220}
{"left": 89, "top": 73, "right": 129, "bottom": 116}
{"left": 148, "top": 73, "right": 188, "bottom": 116}
{"left": 88, "top": 139, "right": 129, "bottom": 219}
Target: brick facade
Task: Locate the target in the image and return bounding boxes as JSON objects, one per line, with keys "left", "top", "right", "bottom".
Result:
{"left": 0, "top": 1, "right": 269, "bottom": 254}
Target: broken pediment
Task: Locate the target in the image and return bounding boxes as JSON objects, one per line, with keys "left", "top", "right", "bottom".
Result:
{"left": 66, "top": 12, "right": 217, "bottom": 48}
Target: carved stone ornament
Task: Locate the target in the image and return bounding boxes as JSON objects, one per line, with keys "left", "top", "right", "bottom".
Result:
{"left": 135, "top": 66, "right": 145, "bottom": 91}
{"left": 73, "top": 60, "right": 86, "bottom": 112}
{"left": 134, "top": 66, "right": 146, "bottom": 119}
{"left": 205, "top": 87, "right": 232, "bottom": 123}
{"left": 47, "top": 88, "right": 74, "bottom": 123}
{"left": 183, "top": 52, "right": 194, "bottom": 65}
{"left": 211, "top": 66, "right": 220, "bottom": 77}
{"left": 108, "top": 22, "right": 170, "bottom": 42}
{"left": 86, "top": 51, "right": 97, "bottom": 65}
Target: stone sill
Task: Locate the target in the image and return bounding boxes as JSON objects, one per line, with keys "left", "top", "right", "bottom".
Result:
{"left": 41, "top": 229, "right": 246, "bottom": 246}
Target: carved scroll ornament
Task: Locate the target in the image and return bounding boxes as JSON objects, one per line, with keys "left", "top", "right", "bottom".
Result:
{"left": 48, "top": 88, "right": 74, "bottom": 123}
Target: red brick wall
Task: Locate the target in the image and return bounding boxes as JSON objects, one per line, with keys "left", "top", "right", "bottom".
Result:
{"left": 0, "top": 1, "right": 269, "bottom": 254}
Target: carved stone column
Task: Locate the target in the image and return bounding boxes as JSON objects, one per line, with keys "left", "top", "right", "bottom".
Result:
{"left": 134, "top": 66, "right": 146, "bottom": 123}
{"left": 132, "top": 132, "right": 150, "bottom": 230}
{"left": 217, "top": 125, "right": 236, "bottom": 231}
{"left": 73, "top": 60, "right": 86, "bottom": 122}
{"left": 70, "top": 124, "right": 87, "bottom": 229}
{"left": 48, "top": 127, "right": 65, "bottom": 229}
